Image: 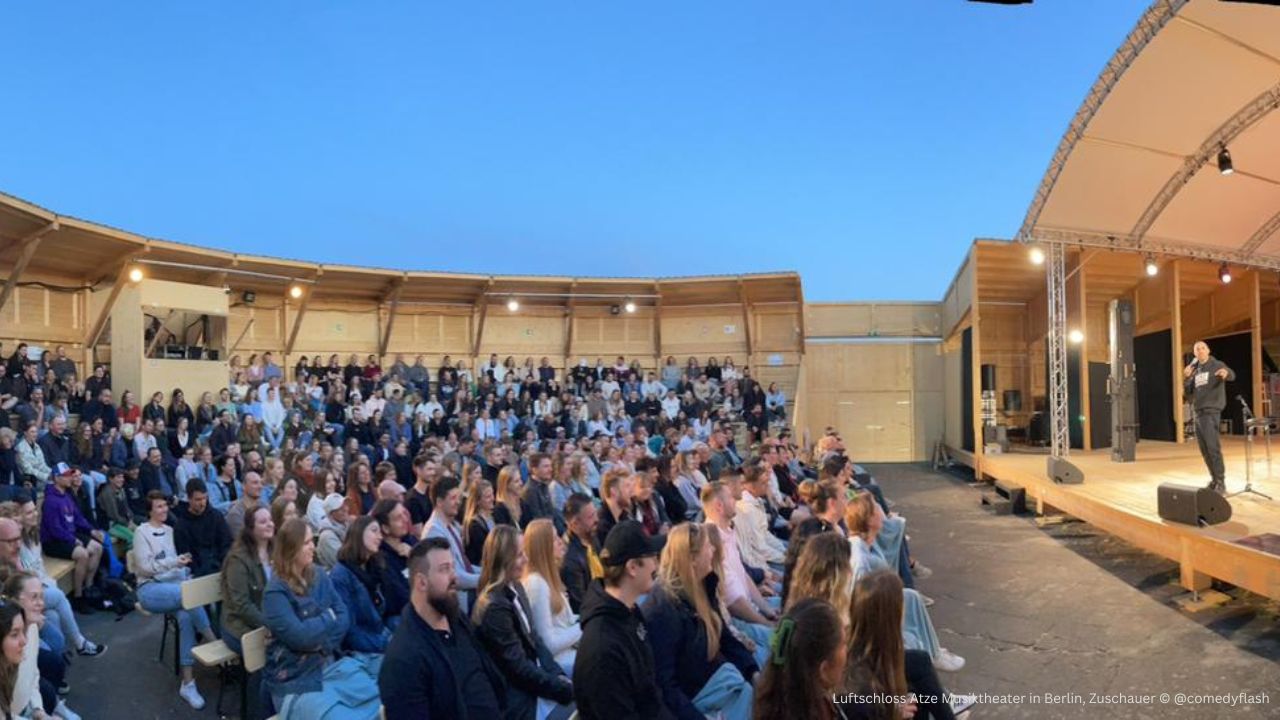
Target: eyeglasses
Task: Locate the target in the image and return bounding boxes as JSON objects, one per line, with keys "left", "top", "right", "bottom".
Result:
{"left": 0, "top": 537, "right": 21, "bottom": 545}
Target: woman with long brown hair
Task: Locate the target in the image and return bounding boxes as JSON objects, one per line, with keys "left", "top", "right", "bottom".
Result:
{"left": 521, "top": 518, "right": 580, "bottom": 674}
{"left": 330, "top": 515, "right": 392, "bottom": 652}
{"left": 472, "top": 525, "right": 574, "bottom": 720}
{"left": 345, "top": 461, "right": 374, "bottom": 517}
{"left": 784, "top": 531, "right": 853, "bottom": 625}
{"left": 843, "top": 570, "right": 915, "bottom": 720}
{"left": 644, "top": 522, "right": 755, "bottom": 720}
{"left": 462, "top": 479, "right": 495, "bottom": 568}
{"left": 752, "top": 598, "right": 847, "bottom": 720}
{"left": 262, "top": 518, "right": 380, "bottom": 718}
{"left": 846, "top": 492, "right": 963, "bottom": 674}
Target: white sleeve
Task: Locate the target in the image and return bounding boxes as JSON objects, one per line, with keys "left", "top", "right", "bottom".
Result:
{"left": 524, "top": 574, "right": 580, "bottom": 656}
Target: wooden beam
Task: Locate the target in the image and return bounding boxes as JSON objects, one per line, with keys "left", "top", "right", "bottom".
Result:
{"left": 472, "top": 279, "right": 493, "bottom": 358}
{"left": 379, "top": 276, "right": 406, "bottom": 357}
{"left": 564, "top": 280, "right": 578, "bottom": 361}
{"left": 738, "top": 280, "right": 754, "bottom": 359}
{"left": 0, "top": 222, "right": 58, "bottom": 315}
{"left": 144, "top": 309, "right": 177, "bottom": 358}
{"left": 653, "top": 282, "right": 663, "bottom": 363}
{"left": 796, "top": 278, "right": 807, "bottom": 353}
{"left": 85, "top": 253, "right": 143, "bottom": 349}
{"left": 285, "top": 283, "right": 314, "bottom": 356}
{"left": 229, "top": 318, "right": 255, "bottom": 355}
{"left": 971, "top": 248, "right": 983, "bottom": 479}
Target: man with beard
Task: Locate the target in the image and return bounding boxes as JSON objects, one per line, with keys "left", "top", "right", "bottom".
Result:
{"left": 379, "top": 537, "right": 506, "bottom": 719}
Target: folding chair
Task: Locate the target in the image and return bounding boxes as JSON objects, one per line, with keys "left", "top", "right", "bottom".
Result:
{"left": 242, "top": 627, "right": 268, "bottom": 720}
{"left": 127, "top": 546, "right": 180, "bottom": 675}
{"left": 185, "top": 573, "right": 240, "bottom": 716}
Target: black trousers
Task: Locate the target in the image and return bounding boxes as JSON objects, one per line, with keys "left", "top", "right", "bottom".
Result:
{"left": 906, "top": 649, "right": 955, "bottom": 720}
{"left": 1195, "top": 410, "right": 1225, "bottom": 484}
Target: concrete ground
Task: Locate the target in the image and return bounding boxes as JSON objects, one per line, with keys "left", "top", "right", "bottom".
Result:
{"left": 65, "top": 462, "right": 1280, "bottom": 719}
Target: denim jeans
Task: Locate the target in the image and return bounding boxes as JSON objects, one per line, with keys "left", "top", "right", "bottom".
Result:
{"left": 264, "top": 424, "right": 284, "bottom": 451}
{"left": 138, "top": 580, "right": 211, "bottom": 667}
{"left": 692, "top": 662, "right": 754, "bottom": 720}
{"left": 43, "top": 583, "right": 82, "bottom": 651}
{"left": 731, "top": 618, "right": 773, "bottom": 668}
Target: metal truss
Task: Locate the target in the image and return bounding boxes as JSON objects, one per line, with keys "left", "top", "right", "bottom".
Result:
{"left": 1017, "top": 0, "right": 1189, "bottom": 243}
{"left": 1046, "top": 242, "right": 1070, "bottom": 458}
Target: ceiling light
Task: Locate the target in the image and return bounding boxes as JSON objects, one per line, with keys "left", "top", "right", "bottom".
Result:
{"left": 289, "top": 285, "right": 304, "bottom": 299}
{"left": 624, "top": 299, "right": 637, "bottom": 313}
{"left": 1028, "top": 245, "right": 1045, "bottom": 265}
{"left": 506, "top": 297, "right": 520, "bottom": 312}
{"left": 127, "top": 266, "right": 144, "bottom": 283}
{"left": 1219, "top": 264, "right": 1232, "bottom": 284}
{"left": 1144, "top": 256, "right": 1158, "bottom": 277}
{"left": 1218, "top": 146, "right": 1234, "bottom": 176}
{"left": 1068, "top": 329, "right": 1084, "bottom": 344}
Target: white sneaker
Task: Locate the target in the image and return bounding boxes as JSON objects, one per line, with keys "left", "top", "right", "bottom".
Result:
{"left": 54, "top": 700, "right": 82, "bottom": 720}
{"left": 919, "top": 593, "right": 936, "bottom": 607}
{"left": 179, "top": 681, "right": 206, "bottom": 710}
{"left": 911, "top": 563, "right": 933, "bottom": 580}
{"left": 933, "top": 648, "right": 965, "bottom": 673}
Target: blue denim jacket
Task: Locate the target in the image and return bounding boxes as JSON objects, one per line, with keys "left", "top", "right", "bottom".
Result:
{"left": 262, "top": 567, "right": 350, "bottom": 697}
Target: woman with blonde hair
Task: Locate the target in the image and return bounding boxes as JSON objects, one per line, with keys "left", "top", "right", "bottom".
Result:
{"left": 472, "top": 525, "right": 574, "bottom": 720}
{"left": 783, "top": 532, "right": 853, "bottom": 625}
{"left": 493, "top": 464, "right": 523, "bottom": 527}
{"left": 462, "top": 479, "right": 496, "bottom": 568}
{"left": 521, "top": 519, "right": 581, "bottom": 674}
{"left": 643, "top": 522, "right": 755, "bottom": 720}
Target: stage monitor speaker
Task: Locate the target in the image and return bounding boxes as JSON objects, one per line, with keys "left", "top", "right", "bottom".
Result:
{"left": 981, "top": 364, "right": 996, "bottom": 392}
{"left": 1047, "top": 456, "right": 1084, "bottom": 484}
{"left": 186, "top": 346, "right": 203, "bottom": 360}
{"left": 1157, "top": 483, "right": 1232, "bottom": 526}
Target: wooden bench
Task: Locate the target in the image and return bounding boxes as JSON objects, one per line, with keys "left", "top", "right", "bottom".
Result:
{"left": 43, "top": 556, "right": 75, "bottom": 594}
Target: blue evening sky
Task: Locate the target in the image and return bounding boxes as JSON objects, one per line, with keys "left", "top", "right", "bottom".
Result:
{"left": 0, "top": 2, "right": 1148, "bottom": 301}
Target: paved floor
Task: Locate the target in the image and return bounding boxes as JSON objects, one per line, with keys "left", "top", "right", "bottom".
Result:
{"left": 66, "top": 462, "right": 1280, "bottom": 719}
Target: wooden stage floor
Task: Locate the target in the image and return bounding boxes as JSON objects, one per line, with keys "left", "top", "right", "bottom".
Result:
{"left": 978, "top": 438, "right": 1280, "bottom": 601}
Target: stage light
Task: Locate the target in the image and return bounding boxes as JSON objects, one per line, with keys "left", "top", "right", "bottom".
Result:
{"left": 1068, "top": 329, "right": 1084, "bottom": 344}
{"left": 1144, "top": 256, "right": 1158, "bottom": 277}
{"left": 127, "top": 266, "right": 144, "bottom": 283}
{"left": 289, "top": 285, "right": 303, "bottom": 299}
{"left": 1219, "top": 264, "right": 1232, "bottom": 284}
{"left": 1218, "top": 146, "right": 1234, "bottom": 176}
{"left": 1028, "top": 245, "right": 1045, "bottom": 265}
{"left": 506, "top": 297, "right": 520, "bottom": 312}
{"left": 624, "top": 298, "right": 637, "bottom": 313}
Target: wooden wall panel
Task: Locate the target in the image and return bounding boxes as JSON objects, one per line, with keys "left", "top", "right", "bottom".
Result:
{"left": 572, "top": 312, "right": 655, "bottom": 359}
{"left": 293, "top": 309, "right": 380, "bottom": 354}
{"left": 659, "top": 309, "right": 748, "bottom": 357}
{"left": 804, "top": 302, "right": 939, "bottom": 339}
{"left": 481, "top": 310, "right": 565, "bottom": 356}
{"left": 385, "top": 311, "right": 473, "bottom": 355}
{"left": 941, "top": 252, "right": 974, "bottom": 337}
{"left": 754, "top": 308, "right": 801, "bottom": 351}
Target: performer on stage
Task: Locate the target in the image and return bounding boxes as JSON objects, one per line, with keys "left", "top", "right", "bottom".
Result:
{"left": 1184, "top": 340, "right": 1235, "bottom": 495}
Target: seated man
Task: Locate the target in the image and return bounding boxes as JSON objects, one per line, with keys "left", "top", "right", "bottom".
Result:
{"left": 172, "top": 478, "right": 232, "bottom": 578}
{"left": 40, "top": 463, "right": 105, "bottom": 613}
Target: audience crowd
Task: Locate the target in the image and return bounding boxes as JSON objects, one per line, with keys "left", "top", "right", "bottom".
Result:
{"left": 0, "top": 343, "right": 977, "bottom": 719}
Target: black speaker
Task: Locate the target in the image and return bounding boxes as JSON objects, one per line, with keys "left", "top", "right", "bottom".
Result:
{"left": 981, "top": 364, "right": 996, "bottom": 392}
{"left": 1047, "top": 456, "right": 1084, "bottom": 484}
{"left": 1157, "top": 483, "right": 1232, "bottom": 526}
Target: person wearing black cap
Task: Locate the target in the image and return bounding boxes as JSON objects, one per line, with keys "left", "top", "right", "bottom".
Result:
{"left": 573, "top": 520, "right": 673, "bottom": 720}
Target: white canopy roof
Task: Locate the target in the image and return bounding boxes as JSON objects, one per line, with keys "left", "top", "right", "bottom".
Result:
{"left": 1020, "top": 0, "right": 1280, "bottom": 270}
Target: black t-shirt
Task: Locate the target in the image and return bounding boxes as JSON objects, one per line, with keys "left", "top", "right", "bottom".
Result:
{"left": 437, "top": 623, "right": 502, "bottom": 718}
{"left": 406, "top": 487, "right": 433, "bottom": 527}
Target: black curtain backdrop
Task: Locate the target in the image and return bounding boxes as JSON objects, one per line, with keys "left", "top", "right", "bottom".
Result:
{"left": 962, "top": 328, "right": 974, "bottom": 452}
{"left": 1134, "top": 329, "right": 1175, "bottom": 441}
{"left": 1089, "top": 361, "right": 1111, "bottom": 449}
{"left": 1203, "top": 332, "right": 1253, "bottom": 435}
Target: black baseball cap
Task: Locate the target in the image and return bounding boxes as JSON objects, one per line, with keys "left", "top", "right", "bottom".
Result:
{"left": 600, "top": 521, "right": 665, "bottom": 566}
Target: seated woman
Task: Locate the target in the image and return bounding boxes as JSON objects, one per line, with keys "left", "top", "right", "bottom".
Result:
{"left": 221, "top": 505, "right": 274, "bottom": 656}
{"left": 2, "top": 570, "right": 84, "bottom": 720}
{"left": 751, "top": 598, "right": 846, "bottom": 720}
{"left": 843, "top": 570, "right": 967, "bottom": 720}
{"left": 371, "top": 500, "right": 415, "bottom": 625}
{"left": 520, "top": 519, "right": 581, "bottom": 675}
{"left": 262, "top": 519, "right": 381, "bottom": 719}
{"left": 330, "top": 516, "right": 392, "bottom": 653}
{"left": 643, "top": 522, "right": 755, "bottom": 720}
{"left": 133, "top": 491, "right": 213, "bottom": 710}
{"left": 783, "top": 531, "right": 852, "bottom": 624}
{"left": 472, "top": 525, "right": 574, "bottom": 720}
{"left": 463, "top": 480, "right": 496, "bottom": 569}
{"left": 0, "top": 602, "right": 43, "bottom": 720}
{"left": 846, "top": 492, "right": 964, "bottom": 674}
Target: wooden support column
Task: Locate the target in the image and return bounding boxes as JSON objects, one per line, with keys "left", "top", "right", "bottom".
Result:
{"left": 379, "top": 277, "right": 406, "bottom": 358}
{"left": 653, "top": 282, "right": 663, "bottom": 370}
{"left": 796, "top": 278, "right": 807, "bottom": 354}
{"left": 145, "top": 309, "right": 177, "bottom": 358}
{"left": 970, "top": 251, "right": 984, "bottom": 479}
{"left": 1171, "top": 260, "right": 1185, "bottom": 443}
{"left": 85, "top": 252, "right": 145, "bottom": 350}
{"left": 0, "top": 222, "right": 58, "bottom": 314}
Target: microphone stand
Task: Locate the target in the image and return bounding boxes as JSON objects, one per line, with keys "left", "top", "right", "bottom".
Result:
{"left": 1233, "top": 396, "right": 1273, "bottom": 501}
